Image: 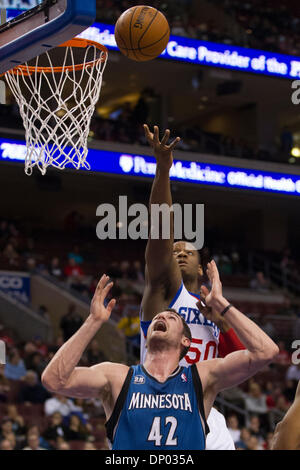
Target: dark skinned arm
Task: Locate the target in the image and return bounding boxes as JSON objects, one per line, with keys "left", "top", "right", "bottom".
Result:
{"left": 272, "top": 381, "right": 300, "bottom": 450}
{"left": 141, "top": 125, "right": 182, "bottom": 320}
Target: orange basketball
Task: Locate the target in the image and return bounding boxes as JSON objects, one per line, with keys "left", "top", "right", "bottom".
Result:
{"left": 114, "top": 6, "right": 170, "bottom": 62}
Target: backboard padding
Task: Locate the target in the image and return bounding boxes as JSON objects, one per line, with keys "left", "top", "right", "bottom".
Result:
{"left": 0, "top": 0, "right": 96, "bottom": 74}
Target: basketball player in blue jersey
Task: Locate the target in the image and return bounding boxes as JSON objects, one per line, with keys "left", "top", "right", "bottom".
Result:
{"left": 140, "top": 124, "right": 245, "bottom": 449}
{"left": 41, "top": 265, "right": 279, "bottom": 450}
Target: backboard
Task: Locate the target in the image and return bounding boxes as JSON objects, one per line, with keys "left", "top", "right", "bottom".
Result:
{"left": 0, "top": 0, "right": 96, "bottom": 75}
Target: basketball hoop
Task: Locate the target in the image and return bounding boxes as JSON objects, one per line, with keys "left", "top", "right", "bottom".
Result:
{"left": 4, "top": 38, "right": 108, "bottom": 175}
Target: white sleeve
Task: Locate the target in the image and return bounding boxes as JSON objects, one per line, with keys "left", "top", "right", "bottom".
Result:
{"left": 44, "top": 398, "right": 55, "bottom": 416}
{"left": 68, "top": 399, "right": 80, "bottom": 412}
{"left": 206, "top": 408, "right": 236, "bottom": 450}
{"left": 140, "top": 320, "right": 150, "bottom": 364}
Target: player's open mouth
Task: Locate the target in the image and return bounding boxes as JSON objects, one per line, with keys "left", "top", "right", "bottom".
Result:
{"left": 153, "top": 321, "right": 167, "bottom": 332}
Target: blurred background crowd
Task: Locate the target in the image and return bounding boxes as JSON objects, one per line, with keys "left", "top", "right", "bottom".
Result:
{"left": 0, "top": 0, "right": 300, "bottom": 451}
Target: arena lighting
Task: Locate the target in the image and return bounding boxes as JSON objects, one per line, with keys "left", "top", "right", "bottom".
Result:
{"left": 1, "top": 137, "right": 300, "bottom": 197}
{"left": 291, "top": 147, "right": 300, "bottom": 157}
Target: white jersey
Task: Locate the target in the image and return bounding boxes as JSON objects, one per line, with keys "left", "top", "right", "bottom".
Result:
{"left": 140, "top": 281, "right": 235, "bottom": 451}
{"left": 206, "top": 408, "right": 235, "bottom": 450}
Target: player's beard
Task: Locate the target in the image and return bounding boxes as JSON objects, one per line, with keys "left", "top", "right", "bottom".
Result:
{"left": 147, "top": 332, "right": 177, "bottom": 356}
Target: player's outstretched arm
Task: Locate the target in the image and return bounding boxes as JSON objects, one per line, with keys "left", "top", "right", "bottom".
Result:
{"left": 143, "top": 125, "right": 181, "bottom": 285}
{"left": 42, "top": 275, "right": 121, "bottom": 399}
{"left": 198, "top": 261, "right": 279, "bottom": 394}
{"left": 271, "top": 381, "right": 300, "bottom": 450}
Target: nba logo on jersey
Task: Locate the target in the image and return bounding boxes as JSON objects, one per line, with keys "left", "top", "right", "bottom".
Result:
{"left": 181, "top": 373, "right": 187, "bottom": 383}
{"left": 134, "top": 375, "right": 145, "bottom": 384}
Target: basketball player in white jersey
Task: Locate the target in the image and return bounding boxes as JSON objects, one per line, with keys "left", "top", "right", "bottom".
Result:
{"left": 140, "top": 124, "right": 245, "bottom": 450}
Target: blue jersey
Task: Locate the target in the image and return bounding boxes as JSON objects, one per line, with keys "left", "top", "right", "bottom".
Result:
{"left": 106, "top": 364, "right": 209, "bottom": 450}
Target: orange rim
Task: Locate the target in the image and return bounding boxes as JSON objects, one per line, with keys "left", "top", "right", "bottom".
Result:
{"left": 6, "top": 38, "right": 108, "bottom": 75}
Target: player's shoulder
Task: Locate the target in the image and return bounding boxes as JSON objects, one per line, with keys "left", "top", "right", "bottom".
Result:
{"left": 196, "top": 357, "right": 220, "bottom": 374}
{"left": 195, "top": 358, "right": 220, "bottom": 389}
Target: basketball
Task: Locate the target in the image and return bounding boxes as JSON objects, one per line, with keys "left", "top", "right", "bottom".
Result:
{"left": 114, "top": 6, "right": 170, "bottom": 62}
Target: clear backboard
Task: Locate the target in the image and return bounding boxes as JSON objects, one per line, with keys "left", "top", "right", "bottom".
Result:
{"left": 0, "top": 0, "right": 96, "bottom": 75}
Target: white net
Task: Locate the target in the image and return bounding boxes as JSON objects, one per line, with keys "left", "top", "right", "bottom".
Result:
{"left": 4, "top": 39, "right": 108, "bottom": 175}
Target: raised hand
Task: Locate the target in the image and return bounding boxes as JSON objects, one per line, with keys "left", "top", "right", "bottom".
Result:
{"left": 196, "top": 261, "right": 226, "bottom": 325}
{"left": 202, "top": 261, "right": 223, "bottom": 307}
{"left": 143, "top": 124, "right": 181, "bottom": 170}
{"left": 90, "top": 274, "right": 116, "bottom": 323}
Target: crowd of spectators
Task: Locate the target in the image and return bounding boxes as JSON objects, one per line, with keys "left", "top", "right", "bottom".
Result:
{"left": 96, "top": 0, "right": 300, "bottom": 57}
{"left": 249, "top": 247, "right": 300, "bottom": 297}
{"left": 0, "top": 216, "right": 145, "bottom": 294}
{"left": 96, "top": 0, "right": 195, "bottom": 39}
{"left": 2, "top": 217, "right": 300, "bottom": 308}
{"left": 0, "top": 319, "right": 109, "bottom": 450}
{"left": 210, "top": 0, "right": 300, "bottom": 56}
{"left": 223, "top": 366, "right": 300, "bottom": 450}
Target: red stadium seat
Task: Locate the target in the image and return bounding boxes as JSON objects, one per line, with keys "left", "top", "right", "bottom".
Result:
{"left": 90, "top": 417, "right": 106, "bottom": 428}
{"left": 93, "top": 429, "right": 106, "bottom": 442}
{"left": 7, "top": 380, "right": 21, "bottom": 403}
{"left": 17, "top": 403, "right": 37, "bottom": 416}
{"left": 26, "top": 416, "right": 48, "bottom": 432}
{"left": 0, "top": 402, "right": 7, "bottom": 418}
{"left": 68, "top": 440, "right": 86, "bottom": 450}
